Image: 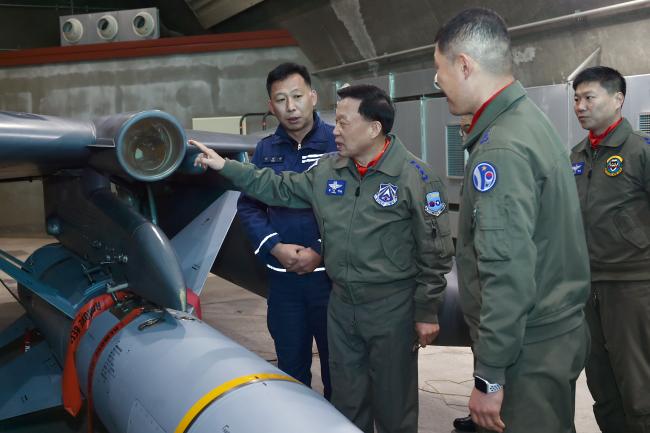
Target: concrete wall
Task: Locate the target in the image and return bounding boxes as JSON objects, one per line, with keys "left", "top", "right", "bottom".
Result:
{"left": 0, "top": 45, "right": 329, "bottom": 236}
{"left": 0, "top": 46, "right": 329, "bottom": 125}
{"left": 0, "top": 181, "right": 45, "bottom": 237}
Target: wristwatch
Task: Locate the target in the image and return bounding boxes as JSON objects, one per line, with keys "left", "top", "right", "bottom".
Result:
{"left": 474, "top": 376, "right": 502, "bottom": 394}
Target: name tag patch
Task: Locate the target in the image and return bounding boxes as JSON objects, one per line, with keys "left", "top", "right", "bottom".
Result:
{"left": 263, "top": 155, "right": 284, "bottom": 164}
{"left": 472, "top": 162, "right": 497, "bottom": 192}
{"left": 374, "top": 183, "right": 398, "bottom": 207}
{"left": 572, "top": 162, "right": 585, "bottom": 176}
{"left": 425, "top": 191, "right": 446, "bottom": 216}
{"left": 326, "top": 179, "right": 346, "bottom": 195}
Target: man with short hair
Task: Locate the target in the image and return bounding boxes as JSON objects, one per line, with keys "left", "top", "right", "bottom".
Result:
{"left": 191, "top": 84, "right": 454, "bottom": 433}
{"left": 237, "top": 62, "right": 335, "bottom": 399}
{"left": 571, "top": 66, "right": 650, "bottom": 433}
{"left": 434, "top": 8, "right": 590, "bottom": 433}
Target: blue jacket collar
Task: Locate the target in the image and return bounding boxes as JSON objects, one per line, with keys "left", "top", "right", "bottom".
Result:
{"left": 274, "top": 113, "right": 332, "bottom": 151}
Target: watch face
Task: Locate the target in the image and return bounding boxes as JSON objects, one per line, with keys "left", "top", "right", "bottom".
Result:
{"left": 475, "top": 376, "right": 502, "bottom": 393}
{"left": 474, "top": 376, "right": 488, "bottom": 393}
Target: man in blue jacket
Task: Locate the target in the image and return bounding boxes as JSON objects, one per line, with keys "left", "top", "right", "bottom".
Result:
{"left": 237, "top": 63, "right": 335, "bottom": 399}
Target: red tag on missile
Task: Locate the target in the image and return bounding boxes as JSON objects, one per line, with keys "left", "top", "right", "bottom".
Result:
{"left": 62, "top": 291, "right": 131, "bottom": 417}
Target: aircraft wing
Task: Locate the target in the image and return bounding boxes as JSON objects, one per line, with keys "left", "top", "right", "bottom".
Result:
{"left": 0, "top": 111, "right": 257, "bottom": 183}
{"left": 185, "top": 129, "right": 258, "bottom": 153}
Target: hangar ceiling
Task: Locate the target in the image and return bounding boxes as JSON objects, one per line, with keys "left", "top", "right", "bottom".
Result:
{"left": 1, "top": 0, "right": 649, "bottom": 85}
{"left": 210, "top": 0, "right": 650, "bottom": 78}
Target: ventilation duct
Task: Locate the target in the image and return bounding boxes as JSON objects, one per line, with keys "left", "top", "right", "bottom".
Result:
{"left": 59, "top": 8, "right": 160, "bottom": 46}
{"left": 446, "top": 124, "right": 466, "bottom": 179}
{"left": 639, "top": 113, "right": 650, "bottom": 134}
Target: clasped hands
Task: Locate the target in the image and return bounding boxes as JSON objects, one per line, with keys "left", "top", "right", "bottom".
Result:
{"left": 270, "top": 243, "right": 322, "bottom": 275}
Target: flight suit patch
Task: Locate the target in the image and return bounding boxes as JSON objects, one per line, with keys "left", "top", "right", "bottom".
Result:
{"left": 572, "top": 162, "right": 585, "bottom": 176}
{"left": 326, "top": 179, "right": 346, "bottom": 195}
{"left": 604, "top": 155, "right": 623, "bottom": 177}
{"left": 425, "top": 191, "right": 446, "bottom": 216}
{"left": 644, "top": 137, "right": 650, "bottom": 145}
{"left": 374, "top": 183, "right": 398, "bottom": 207}
{"left": 472, "top": 162, "right": 497, "bottom": 192}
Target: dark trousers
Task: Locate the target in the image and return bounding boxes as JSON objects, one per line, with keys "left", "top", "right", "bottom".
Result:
{"left": 586, "top": 281, "right": 650, "bottom": 433}
{"left": 476, "top": 322, "right": 589, "bottom": 433}
{"left": 328, "top": 289, "right": 418, "bottom": 433}
{"left": 267, "top": 282, "right": 331, "bottom": 399}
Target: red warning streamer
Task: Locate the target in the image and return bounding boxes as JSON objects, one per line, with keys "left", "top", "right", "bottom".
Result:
{"left": 86, "top": 306, "right": 145, "bottom": 433}
{"left": 62, "top": 291, "right": 131, "bottom": 416}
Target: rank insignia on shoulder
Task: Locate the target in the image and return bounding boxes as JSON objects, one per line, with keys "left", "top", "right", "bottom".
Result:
{"left": 425, "top": 191, "right": 446, "bottom": 216}
{"left": 326, "top": 179, "right": 346, "bottom": 195}
{"left": 572, "top": 162, "right": 585, "bottom": 176}
{"left": 409, "top": 160, "right": 429, "bottom": 181}
{"left": 374, "top": 183, "right": 398, "bottom": 207}
{"left": 604, "top": 155, "right": 623, "bottom": 177}
{"left": 472, "top": 162, "right": 497, "bottom": 192}
{"left": 479, "top": 129, "right": 491, "bottom": 145}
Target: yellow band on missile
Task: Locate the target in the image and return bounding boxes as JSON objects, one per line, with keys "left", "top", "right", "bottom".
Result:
{"left": 174, "top": 373, "right": 301, "bottom": 433}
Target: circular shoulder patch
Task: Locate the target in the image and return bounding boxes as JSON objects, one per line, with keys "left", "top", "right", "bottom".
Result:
{"left": 604, "top": 155, "right": 623, "bottom": 177}
{"left": 472, "top": 162, "right": 497, "bottom": 192}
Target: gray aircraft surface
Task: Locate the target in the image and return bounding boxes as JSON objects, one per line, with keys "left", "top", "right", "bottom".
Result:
{"left": 0, "top": 109, "right": 469, "bottom": 433}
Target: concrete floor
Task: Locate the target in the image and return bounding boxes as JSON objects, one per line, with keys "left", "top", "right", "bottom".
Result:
{"left": 0, "top": 237, "right": 600, "bottom": 433}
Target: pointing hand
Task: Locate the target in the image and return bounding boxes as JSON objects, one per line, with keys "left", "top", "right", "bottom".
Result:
{"left": 189, "top": 139, "right": 226, "bottom": 171}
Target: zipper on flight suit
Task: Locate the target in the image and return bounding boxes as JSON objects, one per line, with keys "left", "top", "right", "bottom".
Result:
{"left": 587, "top": 147, "right": 600, "bottom": 179}
{"left": 584, "top": 146, "right": 601, "bottom": 247}
{"left": 343, "top": 175, "right": 362, "bottom": 305}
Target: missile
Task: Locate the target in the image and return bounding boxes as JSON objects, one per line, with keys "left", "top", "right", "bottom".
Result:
{"left": 16, "top": 286, "right": 358, "bottom": 433}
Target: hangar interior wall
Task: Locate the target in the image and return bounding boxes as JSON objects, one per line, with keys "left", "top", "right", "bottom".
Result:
{"left": 206, "top": 0, "right": 650, "bottom": 88}
{"left": 0, "top": 46, "right": 328, "bottom": 236}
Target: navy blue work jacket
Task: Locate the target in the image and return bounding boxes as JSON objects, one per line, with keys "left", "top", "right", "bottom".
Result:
{"left": 237, "top": 113, "right": 336, "bottom": 284}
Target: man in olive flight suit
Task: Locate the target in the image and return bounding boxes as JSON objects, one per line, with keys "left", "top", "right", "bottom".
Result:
{"left": 571, "top": 66, "right": 650, "bottom": 433}
{"left": 190, "top": 84, "right": 454, "bottom": 433}
{"left": 434, "top": 8, "right": 590, "bottom": 433}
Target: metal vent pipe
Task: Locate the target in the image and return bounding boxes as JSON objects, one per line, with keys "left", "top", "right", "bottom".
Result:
{"left": 314, "top": 0, "right": 650, "bottom": 75}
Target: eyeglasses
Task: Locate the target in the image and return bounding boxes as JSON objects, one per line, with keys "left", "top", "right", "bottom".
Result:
{"left": 459, "top": 124, "right": 471, "bottom": 139}
{"left": 434, "top": 72, "right": 441, "bottom": 90}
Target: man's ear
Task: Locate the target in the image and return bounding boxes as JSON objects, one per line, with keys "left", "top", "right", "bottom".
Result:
{"left": 310, "top": 89, "right": 318, "bottom": 107}
{"left": 615, "top": 91, "right": 625, "bottom": 110}
{"left": 268, "top": 99, "right": 276, "bottom": 116}
{"left": 457, "top": 53, "right": 474, "bottom": 80}
{"left": 369, "top": 120, "right": 383, "bottom": 139}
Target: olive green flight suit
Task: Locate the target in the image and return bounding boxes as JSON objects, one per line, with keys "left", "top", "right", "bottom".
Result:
{"left": 220, "top": 135, "right": 454, "bottom": 433}
{"left": 571, "top": 119, "right": 650, "bottom": 433}
{"left": 456, "top": 81, "right": 591, "bottom": 433}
